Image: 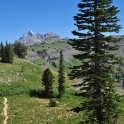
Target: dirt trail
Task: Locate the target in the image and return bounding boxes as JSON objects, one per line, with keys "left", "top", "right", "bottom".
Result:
{"left": 3, "top": 97, "right": 8, "bottom": 124}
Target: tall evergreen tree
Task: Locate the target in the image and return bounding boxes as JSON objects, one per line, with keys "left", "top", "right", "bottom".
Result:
{"left": 58, "top": 49, "right": 65, "bottom": 98}
{"left": 42, "top": 68, "right": 54, "bottom": 97}
{"left": 1, "top": 42, "right": 6, "bottom": 62}
{"left": 8, "top": 44, "right": 14, "bottom": 63}
{"left": 5, "top": 41, "right": 13, "bottom": 63}
{"left": 5, "top": 41, "right": 10, "bottom": 62}
{"left": 68, "top": 0, "right": 122, "bottom": 123}
{"left": 0, "top": 43, "right": 1, "bottom": 58}
{"left": 0, "top": 42, "right": 3, "bottom": 60}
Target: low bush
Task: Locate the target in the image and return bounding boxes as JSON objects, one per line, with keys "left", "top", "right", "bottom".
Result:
{"left": 0, "top": 84, "right": 31, "bottom": 96}
{"left": 49, "top": 98, "right": 57, "bottom": 107}
{"left": 30, "top": 88, "right": 58, "bottom": 98}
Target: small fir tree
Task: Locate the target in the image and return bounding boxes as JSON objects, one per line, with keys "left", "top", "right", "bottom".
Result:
{"left": 42, "top": 68, "right": 54, "bottom": 97}
{"left": 68, "top": 0, "right": 122, "bottom": 123}
{"left": 58, "top": 49, "right": 65, "bottom": 98}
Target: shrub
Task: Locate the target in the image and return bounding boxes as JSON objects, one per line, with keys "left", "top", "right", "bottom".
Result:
{"left": 49, "top": 99, "right": 57, "bottom": 107}
{"left": 0, "top": 84, "right": 31, "bottom": 96}
{"left": 21, "top": 65, "right": 25, "bottom": 72}
{"left": 13, "top": 41, "right": 27, "bottom": 58}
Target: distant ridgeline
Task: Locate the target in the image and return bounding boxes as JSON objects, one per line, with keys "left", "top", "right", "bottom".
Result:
{"left": 18, "top": 30, "right": 69, "bottom": 43}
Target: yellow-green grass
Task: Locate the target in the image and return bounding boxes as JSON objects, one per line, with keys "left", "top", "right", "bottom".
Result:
{"left": 0, "top": 57, "right": 124, "bottom": 123}
{"left": 118, "top": 103, "right": 124, "bottom": 124}
{"left": 0, "top": 57, "right": 63, "bottom": 98}
{"left": 0, "top": 57, "right": 59, "bottom": 86}
{"left": 7, "top": 88, "right": 83, "bottom": 124}
{"left": 0, "top": 56, "right": 83, "bottom": 123}
{"left": 0, "top": 94, "right": 124, "bottom": 124}
{"left": 5, "top": 90, "right": 124, "bottom": 124}
{"left": 0, "top": 57, "right": 42, "bottom": 85}
{"left": 28, "top": 41, "right": 70, "bottom": 52}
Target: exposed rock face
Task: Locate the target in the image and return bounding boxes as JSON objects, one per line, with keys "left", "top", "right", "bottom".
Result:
{"left": 26, "top": 46, "right": 78, "bottom": 68}
{"left": 37, "top": 47, "right": 75, "bottom": 63}
{"left": 26, "top": 51, "right": 40, "bottom": 61}
{"left": 19, "top": 30, "right": 61, "bottom": 43}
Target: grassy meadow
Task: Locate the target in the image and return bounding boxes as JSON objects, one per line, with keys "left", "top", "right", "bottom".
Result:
{"left": 0, "top": 56, "right": 83, "bottom": 123}
{"left": 0, "top": 97, "right": 4, "bottom": 124}
{"left": 28, "top": 41, "right": 70, "bottom": 52}
{"left": 7, "top": 90, "right": 83, "bottom": 124}
{"left": 0, "top": 56, "right": 124, "bottom": 123}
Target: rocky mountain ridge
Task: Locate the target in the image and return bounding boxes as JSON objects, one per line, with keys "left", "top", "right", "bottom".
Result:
{"left": 26, "top": 41, "right": 80, "bottom": 72}
{"left": 19, "top": 30, "right": 62, "bottom": 43}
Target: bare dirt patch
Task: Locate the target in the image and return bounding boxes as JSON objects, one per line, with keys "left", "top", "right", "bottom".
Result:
{"left": 3, "top": 97, "right": 8, "bottom": 124}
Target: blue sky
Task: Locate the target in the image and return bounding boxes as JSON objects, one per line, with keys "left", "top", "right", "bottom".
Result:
{"left": 0, "top": 0, "right": 124, "bottom": 44}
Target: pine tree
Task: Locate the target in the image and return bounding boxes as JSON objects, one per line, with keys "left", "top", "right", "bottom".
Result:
{"left": 8, "top": 45, "right": 14, "bottom": 63}
{"left": 58, "top": 49, "right": 65, "bottom": 98}
{"left": 5, "top": 42, "right": 13, "bottom": 63}
{"left": 42, "top": 68, "right": 54, "bottom": 97}
{"left": 5, "top": 41, "right": 10, "bottom": 62}
{"left": 0, "top": 43, "right": 1, "bottom": 58}
{"left": 0, "top": 42, "right": 2, "bottom": 61}
{"left": 1, "top": 42, "right": 6, "bottom": 62}
{"left": 68, "top": 0, "right": 122, "bottom": 123}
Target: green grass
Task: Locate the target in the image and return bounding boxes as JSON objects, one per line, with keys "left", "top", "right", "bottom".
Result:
{"left": 1, "top": 88, "right": 124, "bottom": 124}
{"left": 0, "top": 84, "right": 34, "bottom": 97}
{"left": 0, "top": 56, "right": 60, "bottom": 96}
{"left": 32, "top": 59, "right": 46, "bottom": 66}
{"left": 0, "top": 56, "right": 124, "bottom": 123}
{"left": 117, "top": 95, "right": 124, "bottom": 124}
{"left": 0, "top": 56, "right": 83, "bottom": 123}
{"left": 28, "top": 41, "right": 70, "bottom": 52}
{"left": 7, "top": 88, "right": 83, "bottom": 124}
{"left": 0, "top": 57, "right": 44, "bottom": 86}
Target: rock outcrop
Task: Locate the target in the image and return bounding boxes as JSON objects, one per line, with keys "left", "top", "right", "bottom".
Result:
{"left": 26, "top": 46, "right": 78, "bottom": 68}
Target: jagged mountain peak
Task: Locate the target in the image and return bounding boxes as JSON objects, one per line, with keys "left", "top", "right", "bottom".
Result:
{"left": 19, "top": 30, "right": 62, "bottom": 44}
{"left": 28, "top": 30, "right": 35, "bottom": 36}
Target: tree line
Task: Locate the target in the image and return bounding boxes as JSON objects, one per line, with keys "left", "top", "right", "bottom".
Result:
{"left": 0, "top": 42, "right": 13, "bottom": 63}
{"left": 0, "top": 41, "right": 28, "bottom": 63}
